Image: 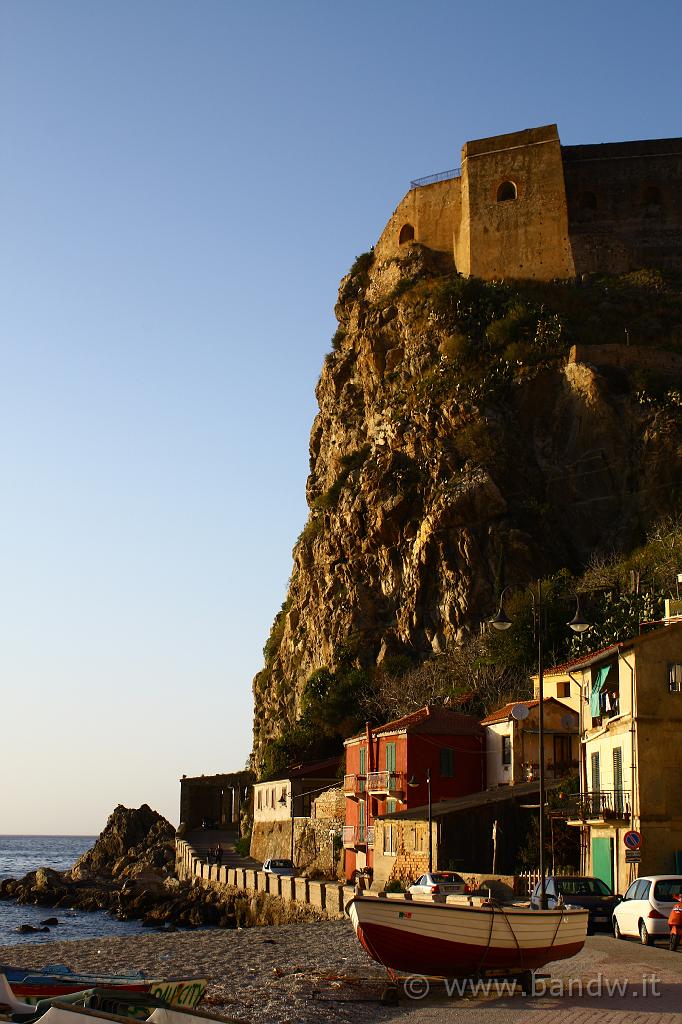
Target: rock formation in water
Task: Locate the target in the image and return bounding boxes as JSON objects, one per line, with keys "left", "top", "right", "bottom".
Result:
{"left": 252, "top": 246, "right": 682, "bottom": 771}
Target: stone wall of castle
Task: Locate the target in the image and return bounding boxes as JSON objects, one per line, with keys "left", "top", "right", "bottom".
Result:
{"left": 563, "top": 137, "right": 682, "bottom": 276}
{"left": 374, "top": 176, "right": 460, "bottom": 264}
{"left": 374, "top": 124, "right": 682, "bottom": 282}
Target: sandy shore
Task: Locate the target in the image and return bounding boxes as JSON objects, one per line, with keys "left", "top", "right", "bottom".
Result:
{"left": 0, "top": 921, "right": 395, "bottom": 1024}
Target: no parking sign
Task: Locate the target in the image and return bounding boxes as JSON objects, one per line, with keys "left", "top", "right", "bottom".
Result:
{"left": 624, "top": 830, "right": 642, "bottom": 851}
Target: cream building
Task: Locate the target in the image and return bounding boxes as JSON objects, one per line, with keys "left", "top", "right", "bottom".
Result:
{"left": 481, "top": 698, "right": 578, "bottom": 789}
{"left": 558, "top": 622, "right": 682, "bottom": 894}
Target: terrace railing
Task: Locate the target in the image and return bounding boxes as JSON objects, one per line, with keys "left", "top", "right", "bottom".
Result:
{"left": 366, "top": 771, "right": 406, "bottom": 797}
{"left": 571, "top": 789, "right": 632, "bottom": 821}
{"left": 342, "top": 774, "right": 366, "bottom": 798}
{"left": 410, "top": 167, "right": 461, "bottom": 189}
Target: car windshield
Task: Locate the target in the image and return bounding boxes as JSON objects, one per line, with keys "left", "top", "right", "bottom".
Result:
{"left": 271, "top": 860, "right": 293, "bottom": 868}
{"left": 556, "top": 878, "right": 611, "bottom": 897}
{"left": 431, "top": 873, "right": 464, "bottom": 883}
{"left": 653, "top": 879, "right": 682, "bottom": 902}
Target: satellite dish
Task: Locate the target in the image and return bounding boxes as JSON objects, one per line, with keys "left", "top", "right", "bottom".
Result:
{"left": 511, "top": 704, "right": 530, "bottom": 721}
{"left": 561, "top": 714, "right": 575, "bottom": 730}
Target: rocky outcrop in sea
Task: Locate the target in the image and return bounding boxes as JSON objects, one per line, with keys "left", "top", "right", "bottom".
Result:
{"left": 1, "top": 805, "right": 227, "bottom": 929}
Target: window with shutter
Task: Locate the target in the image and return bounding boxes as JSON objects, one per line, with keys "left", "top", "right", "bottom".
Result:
{"left": 440, "top": 747, "right": 454, "bottom": 777}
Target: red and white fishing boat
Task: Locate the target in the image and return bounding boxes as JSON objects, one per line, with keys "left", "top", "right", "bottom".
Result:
{"left": 347, "top": 892, "right": 588, "bottom": 977}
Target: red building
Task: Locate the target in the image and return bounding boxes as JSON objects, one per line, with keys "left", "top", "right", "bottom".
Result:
{"left": 342, "top": 706, "right": 485, "bottom": 881}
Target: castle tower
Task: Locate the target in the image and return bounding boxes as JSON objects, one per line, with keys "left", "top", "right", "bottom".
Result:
{"left": 457, "top": 124, "right": 575, "bottom": 280}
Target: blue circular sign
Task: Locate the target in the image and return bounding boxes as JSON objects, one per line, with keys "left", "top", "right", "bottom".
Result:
{"left": 624, "top": 830, "right": 642, "bottom": 850}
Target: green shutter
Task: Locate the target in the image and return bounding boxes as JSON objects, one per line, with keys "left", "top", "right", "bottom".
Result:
{"left": 385, "top": 742, "right": 396, "bottom": 773}
{"left": 440, "top": 747, "right": 454, "bottom": 777}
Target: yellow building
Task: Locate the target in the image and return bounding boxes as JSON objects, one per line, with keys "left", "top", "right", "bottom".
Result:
{"left": 532, "top": 667, "right": 581, "bottom": 715}
{"left": 547, "top": 622, "right": 682, "bottom": 894}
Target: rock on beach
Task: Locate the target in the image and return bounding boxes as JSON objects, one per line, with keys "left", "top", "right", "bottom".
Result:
{"left": 0, "top": 921, "right": 395, "bottom": 1024}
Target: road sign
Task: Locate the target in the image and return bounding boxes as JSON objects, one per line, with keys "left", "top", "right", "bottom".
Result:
{"left": 625, "top": 850, "right": 642, "bottom": 863}
{"left": 624, "top": 830, "right": 642, "bottom": 850}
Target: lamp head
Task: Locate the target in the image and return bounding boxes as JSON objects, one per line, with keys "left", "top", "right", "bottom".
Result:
{"left": 568, "top": 595, "right": 591, "bottom": 633}
{"left": 407, "top": 775, "right": 419, "bottom": 788}
{"left": 489, "top": 607, "right": 513, "bottom": 631}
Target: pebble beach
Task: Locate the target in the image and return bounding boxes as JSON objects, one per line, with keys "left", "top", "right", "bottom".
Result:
{"left": 0, "top": 920, "right": 396, "bottom": 1024}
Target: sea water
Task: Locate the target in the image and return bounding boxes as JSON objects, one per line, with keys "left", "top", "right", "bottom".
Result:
{"left": 0, "top": 836, "right": 146, "bottom": 946}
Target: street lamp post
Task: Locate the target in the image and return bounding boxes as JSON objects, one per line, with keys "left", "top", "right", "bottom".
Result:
{"left": 408, "top": 768, "right": 432, "bottom": 873}
{"left": 490, "top": 581, "right": 590, "bottom": 909}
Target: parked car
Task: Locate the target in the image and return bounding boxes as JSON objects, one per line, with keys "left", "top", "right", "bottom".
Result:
{"left": 408, "top": 871, "right": 468, "bottom": 896}
{"left": 263, "top": 858, "right": 296, "bottom": 877}
{"left": 201, "top": 817, "right": 219, "bottom": 829}
{"left": 612, "top": 875, "right": 682, "bottom": 944}
{"left": 530, "top": 876, "right": 621, "bottom": 932}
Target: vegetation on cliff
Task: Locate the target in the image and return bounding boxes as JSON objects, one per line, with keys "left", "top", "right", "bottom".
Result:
{"left": 252, "top": 245, "right": 682, "bottom": 779}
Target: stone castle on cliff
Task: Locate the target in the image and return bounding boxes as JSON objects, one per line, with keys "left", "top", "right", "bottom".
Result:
{"left": 375, "top": 124, "right": 682, "bottom": 281}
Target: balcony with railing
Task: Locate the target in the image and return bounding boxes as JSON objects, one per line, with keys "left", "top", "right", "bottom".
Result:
{"left": 343, "top": 774, "right": 366, "bottom": 799}
{"left": 568, "top": 789, "right": 632, "bottom": 825}
{"left": 342, "top": 825, "right": 357, "bottom": 848}
{"left": 366, "top": 771, "right": 406, "bottom": 797}
{"left": 342, "top": 824, "right": 372, "bottom": 847}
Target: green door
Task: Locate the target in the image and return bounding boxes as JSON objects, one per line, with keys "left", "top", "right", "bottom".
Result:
{"left": 592, "top": 836, "right": 614, "bottom": 890}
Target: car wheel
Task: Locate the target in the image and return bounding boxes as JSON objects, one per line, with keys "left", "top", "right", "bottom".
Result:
{"left": 639, "top": 920, "right": 652, "bottom": 946}
{"left": 613, "top": 918, "right": 624, "bottom": 940}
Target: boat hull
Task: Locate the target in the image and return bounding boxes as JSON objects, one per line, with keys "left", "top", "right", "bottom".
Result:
{"left": 0, "top": 968, "right": 207, "bottom": 1008}
{"left": 348, "top": 896, "right": 588, "bottom": 976}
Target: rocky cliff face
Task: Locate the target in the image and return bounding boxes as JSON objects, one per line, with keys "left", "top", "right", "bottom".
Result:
{"left": 252, "top": 247, "right": 682, "bottom": 770}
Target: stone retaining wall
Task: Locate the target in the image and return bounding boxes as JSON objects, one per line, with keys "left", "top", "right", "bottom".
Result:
{"left": 175, "top": 840, "right": 526, "bottom": 914}
{"left": 176, "top": 838, "right": 351, "bottom": 920}
{"left": 249, "top": 816, "right": 342, "bottom": 877}
{"left": 569, "top": 343, "right": 682, "bottom": 376}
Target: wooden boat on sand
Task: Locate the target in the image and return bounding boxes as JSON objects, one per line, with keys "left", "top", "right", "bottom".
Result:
{"left": 347, "top": 892, "right": 588, "bottom": 977}
{"left": 4, "top": 1002, "right": 240, "bottom": 1024}
{"left": 0, "top": 967, "right": 207, "bottom": 1009}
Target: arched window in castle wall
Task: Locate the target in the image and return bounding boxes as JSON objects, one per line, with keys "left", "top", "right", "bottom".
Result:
{"left": 399, "top": 223, "right": 415, "bottom": 244}
{"left": 580, "top": 190, "right": 598, "bottom": 211}
{"left": 496, "top": 180, "right": 517, "bottom": 202}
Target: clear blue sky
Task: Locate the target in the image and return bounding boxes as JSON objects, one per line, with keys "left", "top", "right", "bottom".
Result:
{"left": 1, "top": 0, "right": 680, "bottom": 833}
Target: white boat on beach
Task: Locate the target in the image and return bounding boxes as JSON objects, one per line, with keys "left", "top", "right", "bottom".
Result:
{"left": 347, "top": 892, "right": 588, "bottom": 977}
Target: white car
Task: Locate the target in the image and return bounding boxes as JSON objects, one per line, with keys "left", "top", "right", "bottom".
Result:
{"left": 408, "top": 871, "right": 469, "bottom": 896}
{"left": 612, "top": 874, "right": 682, "bottom": 944}
{"left": 263, "top": 858, "right": 296, "bottom": 877}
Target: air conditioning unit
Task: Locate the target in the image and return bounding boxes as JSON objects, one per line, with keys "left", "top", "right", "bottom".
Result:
{"left": 664, "top": 598, "right": 682, "bottom": 623}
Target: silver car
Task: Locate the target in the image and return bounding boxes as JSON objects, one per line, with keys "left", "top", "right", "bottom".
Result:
{"left": 408, "top": 871, "right": 469, "bottom": 896}
{"left": 612, "top": 874, "right": 682, "bottom": 944}
{"left": 263, "top": 858, "right": 296, "bottom": 877}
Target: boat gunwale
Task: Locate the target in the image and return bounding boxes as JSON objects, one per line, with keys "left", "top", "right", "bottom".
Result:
{"left": 42, "top": 1002, "right": 241, "bottom": 1024}
{"left": 347, "top": 895, "right": 588, "bottom": 920}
